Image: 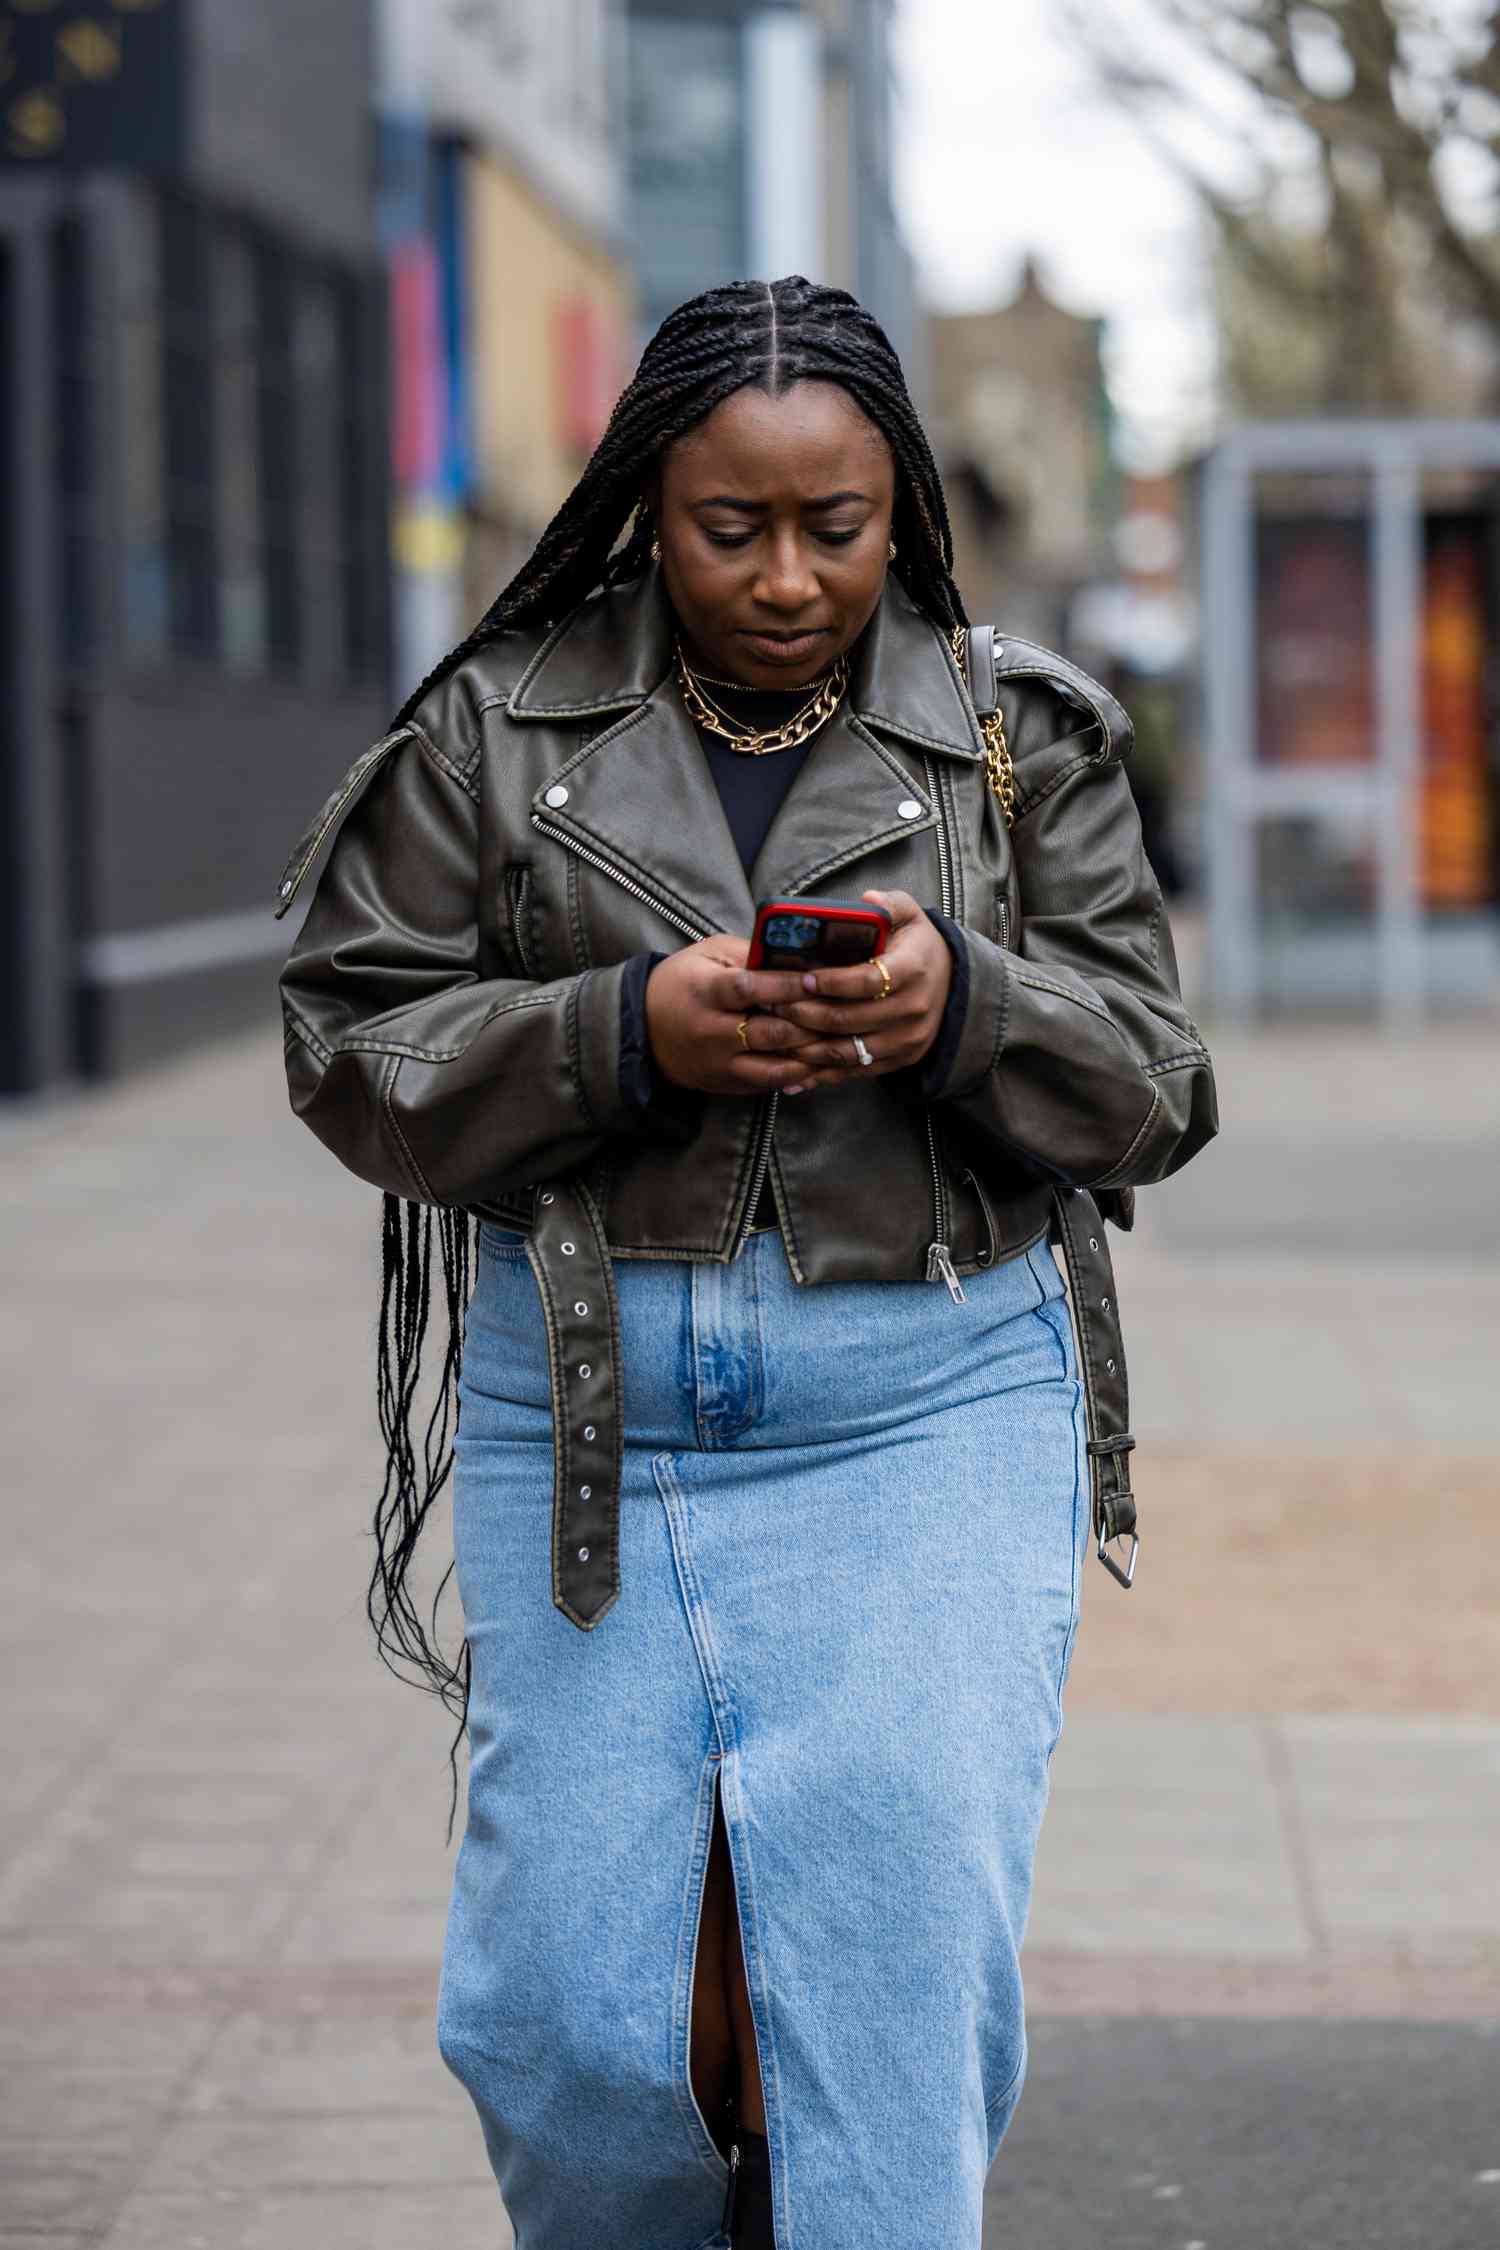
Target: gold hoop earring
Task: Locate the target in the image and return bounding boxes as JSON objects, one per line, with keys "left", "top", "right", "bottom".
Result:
{"left": 651, "top": 536, "right": 662, "bottom": 562}
{"left": 887, "top": 539, "right": 897, "bottom": 561}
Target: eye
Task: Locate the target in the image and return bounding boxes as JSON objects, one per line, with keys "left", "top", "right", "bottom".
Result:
{"left": 703, "top": 529, "right": 756, "bottom": 550}
{"left": 816, "top": 528, "right": 862, "bottom": 547}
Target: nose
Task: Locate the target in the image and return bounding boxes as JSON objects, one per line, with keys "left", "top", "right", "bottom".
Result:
{"left": 752, "top": 526, "right": 819, "bottom": 615}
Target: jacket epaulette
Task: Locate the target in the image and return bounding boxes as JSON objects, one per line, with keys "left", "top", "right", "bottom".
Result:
{"left": 992, "top": 634, "right": 1134, "bottom": 765}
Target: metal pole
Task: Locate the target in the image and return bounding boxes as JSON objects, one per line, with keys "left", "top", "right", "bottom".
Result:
{"left": 0, "top": 185, "right": 69, "bottom": 1094}
{"left": 1202, "top": 440, "right": 1257, "bottom": 1021}
{"left": 1372, "top": 449, "right": 1423, "bottom": 1024}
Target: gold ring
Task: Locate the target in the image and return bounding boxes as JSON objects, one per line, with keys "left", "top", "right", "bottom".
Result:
{"left": 736, "top": 1017, "right": 751, "bottom": 1050}
{"left": 873, "top": 956, "right": 892, "bottom": 1001}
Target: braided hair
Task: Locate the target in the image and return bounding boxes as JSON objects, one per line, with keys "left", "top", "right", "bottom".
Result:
{"left": 374, "top": 278, "right": 965, "bottom": 1831}
{"left": 392, "top": 274, "right": 967, "bottom": 728}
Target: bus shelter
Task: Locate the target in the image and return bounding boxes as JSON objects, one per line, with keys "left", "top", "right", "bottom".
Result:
{"left": 1200, "top": 421, "right": 1500, "bottom": 1022}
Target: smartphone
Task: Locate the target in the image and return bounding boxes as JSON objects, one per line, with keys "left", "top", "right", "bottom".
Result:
{"left": 747, "top": 896, "right": 893, "bottom": 972}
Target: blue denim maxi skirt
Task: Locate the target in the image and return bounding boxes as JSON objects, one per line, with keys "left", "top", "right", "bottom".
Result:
{"left": 438, "top": 1220, "right": 1090, "bottom": 2250}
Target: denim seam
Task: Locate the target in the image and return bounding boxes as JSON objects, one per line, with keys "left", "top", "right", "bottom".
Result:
{"left": 669, "top": 1750, "right": 735, "bottom": 2186}
{"left": 985, "top": 2030, "right": 1029, "bottom": 2125}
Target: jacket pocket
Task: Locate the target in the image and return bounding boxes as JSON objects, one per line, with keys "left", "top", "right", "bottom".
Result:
{"left": 993, "top": 888, "right": 1011, "bottom": 949}
{"left": 957, "top": 1162, "right": 1000, "bottom": 1268}
{"left": 502, "top": 863, "right": 538, "bottom": 978}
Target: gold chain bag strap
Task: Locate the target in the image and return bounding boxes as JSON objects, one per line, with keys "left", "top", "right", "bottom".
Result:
{"left": 951, "top": 624, "right": 1015, "bottom": 826}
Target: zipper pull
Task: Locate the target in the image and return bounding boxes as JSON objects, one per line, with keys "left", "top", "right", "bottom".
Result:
{"left": 926, "top": 1242, "right": 967, "bottom": 1304}
{"left": 720, "top": 2139, "right": 741, "bottom": 2234}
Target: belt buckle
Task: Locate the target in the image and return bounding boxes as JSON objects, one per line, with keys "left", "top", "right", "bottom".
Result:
{"left": 1096, "top": 1525, "right": 1139, "bottom": 1588}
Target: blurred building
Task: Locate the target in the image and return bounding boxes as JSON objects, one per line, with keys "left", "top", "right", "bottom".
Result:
{"left": 929, "top": 257, "right": 1118, "bottom": 645}
{"left": 379, "top": 0, "right": 634, "bottom": 683}
{"left": 625, "top": 0, "right": 920, "bottom": 383}
{"left": 0, "top": 0, "right": 390, "bottom": 1093}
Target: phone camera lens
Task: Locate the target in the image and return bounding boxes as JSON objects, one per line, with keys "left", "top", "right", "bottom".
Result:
{"left": 765, "top": 913, "right": 820, "bottom": 952}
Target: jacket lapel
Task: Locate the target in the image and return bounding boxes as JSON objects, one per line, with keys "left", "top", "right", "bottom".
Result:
{"left": 511, "top": 566, "right": 984, "bottom": 936}
{"left": 531, "top": 685, "right": 756, "bottom": 939}
{"left": 748, "top": 707, "right": 937, "bottom": 904}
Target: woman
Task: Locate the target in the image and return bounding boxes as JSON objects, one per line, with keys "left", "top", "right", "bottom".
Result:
{"left": 275, "top": 276, "right": 1217, "bottom": 2250}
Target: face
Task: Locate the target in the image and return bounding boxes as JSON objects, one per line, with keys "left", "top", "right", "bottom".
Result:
{"left": 653, "top": 379, "right": 896, "bottom": 688}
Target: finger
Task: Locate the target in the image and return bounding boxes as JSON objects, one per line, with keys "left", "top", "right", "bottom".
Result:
{"left": 731, "top": 966, "right": 815, "bottom": 1009}
{"left": 704, "top": 963, "right": 797, "bottom": 1016}
{"left": 861, "top": 887, "right": 922, "bottom": 927}
{"left": 791, "top": 1037, "right": 897, "bottom": 1074}
{"left": 734, "top": 1011, "right": 819, "bottom": 1054}
{"left": 774, "top": 995, "right": 916, "bottom": 1035}
{"left": 794, "top": 953, "right": 903, "bottom": 1005}
{"left": 730, "top": 1052, "right": 822, "bottom": 1091}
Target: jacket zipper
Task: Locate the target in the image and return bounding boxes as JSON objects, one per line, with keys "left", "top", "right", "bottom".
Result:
{"left": 924, "top": 761, "right": 965, "bottom": 1303}
{"left": 530, "top": 816, "right": 707, "bottom": 942}
{"left": 533, "top": 812, "right": 775, "bottom": 1259}
{"left": 735, "top": 1092, "right": 778, "bottom": 1253}
{"left": 506, "top": 864, "right": 537, "bottom": 978}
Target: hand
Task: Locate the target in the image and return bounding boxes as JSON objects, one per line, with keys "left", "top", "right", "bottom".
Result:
{"left": 727, "top": 889, "right": 953, "bottom": 1093}
{"left": 645, "top": 935, "right": 822, "bottom": 1097}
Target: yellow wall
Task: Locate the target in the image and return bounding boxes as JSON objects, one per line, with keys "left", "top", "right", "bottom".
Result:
{"left": 464, "top": 151, "right": 634, "bottom": 542}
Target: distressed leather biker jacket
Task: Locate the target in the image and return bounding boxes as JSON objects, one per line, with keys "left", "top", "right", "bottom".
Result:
{"left": 275, "top": 568, "right": 1218, "bottom": 1626}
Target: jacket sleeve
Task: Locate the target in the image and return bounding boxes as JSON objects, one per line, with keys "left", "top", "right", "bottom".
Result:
{"left": 924, "top": 680, "right": 1217, "bottom": 1192}
{"left": 276, "top": 720, "right": 695, "bottom": 1207}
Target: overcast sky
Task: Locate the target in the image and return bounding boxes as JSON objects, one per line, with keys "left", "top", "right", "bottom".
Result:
{"left": 891, "top": 0, "right": 1220, "bottom": 468}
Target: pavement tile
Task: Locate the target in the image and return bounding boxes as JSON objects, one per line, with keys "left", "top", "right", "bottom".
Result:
{"left": 1029, "top": 1717, "right": 1312, "bottom": 1956}
{"left": 185, "top": 2009, "right": 455, "bottom": 2117}
{"left": 126, "top": 2109, "right": 494, "bottom": 2197}
{"left": 99, "top": 2185, "right": 511, "bottom": 2250}
{"left": 1282, "top": 1715, "right": 1500, "bottom": 1944}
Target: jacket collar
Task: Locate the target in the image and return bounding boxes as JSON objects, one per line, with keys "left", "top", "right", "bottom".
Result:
{"left": 513, "top": 568, "right": 983, "bottom": 939}
{"left": 507, "top": 564, "right": 986, "bottom": 761}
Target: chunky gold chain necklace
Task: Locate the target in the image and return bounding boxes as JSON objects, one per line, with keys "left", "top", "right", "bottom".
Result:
{"left": 676, "top": 643, "right": 849, "bottom": 757}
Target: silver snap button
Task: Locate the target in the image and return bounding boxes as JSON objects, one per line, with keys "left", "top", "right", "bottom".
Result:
{"left": 1107, "top": 1357, "right": 1117, "bottom": 1373}
{"left": 544, "top": 783, "right": 569, "bottom": 808}
{"left": 1088, "top": 1236, "right": 1099, "bottom": 1251}
{"left": 583, "top": 1424, "right": 595, "bottom": 1441}
{"left": 577, "top": 1545, "right": 590, "bottom": 1562}
{"left": 897, "top": 797, "right": 923, "bottom": 820}
{"left": 279, "top": 878, "right": 292, "bottom": 897}
{"left": 1101, "top": 1295, "right": 1110, "bottom": 1311}
{"left": 574, "top": 1300, "right": 588, "bottom": 1316}
{"left": 541, "top": 1191, "right": 555, "bottom": 1206}
{"left": 578, "top": 1362, "right": 591, "bottom": 1378}
{"left": 580, "top": 1484, "right": 591, "bottom": 1500}
{"left": 561, "top": 1241, "right": 576, "bottom": 1255}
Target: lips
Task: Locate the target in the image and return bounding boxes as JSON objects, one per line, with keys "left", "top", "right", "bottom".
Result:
{"left": 738, "top": 627, "right": 831, "bottom": 667}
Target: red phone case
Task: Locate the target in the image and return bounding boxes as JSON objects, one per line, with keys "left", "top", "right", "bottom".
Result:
{"left": 746, "top": 897, "right": 892, "bottom": 971}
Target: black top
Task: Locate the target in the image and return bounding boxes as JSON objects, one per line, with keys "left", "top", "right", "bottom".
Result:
{"left": 616, "top": 675, "right": 972, "bottom": 1235}
{"left": 689, "top": 678, "right": 821, "bottom": 873}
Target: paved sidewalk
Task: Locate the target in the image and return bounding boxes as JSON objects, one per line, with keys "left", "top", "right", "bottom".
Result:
{"left": 2, "top": 1009, "right": 1497, "bottom": 2248}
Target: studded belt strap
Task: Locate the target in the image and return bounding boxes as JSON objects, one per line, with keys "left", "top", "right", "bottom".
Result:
{"left": 526, "top": 1175, "right": 1138, "bottom": 1620}
{"left": 1049, "top": 1185, "right": 1139, "bottom": 1587}
{"left": 525, "top": 1179, "right": 623, "bottom": 1628}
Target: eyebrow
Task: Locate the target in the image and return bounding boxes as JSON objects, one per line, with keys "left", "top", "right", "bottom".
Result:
{"left": 690, "top": 490, "right": 873, "bottom": 515}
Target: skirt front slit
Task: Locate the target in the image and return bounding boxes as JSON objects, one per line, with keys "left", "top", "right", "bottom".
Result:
{"left": 437, "top": 1223, "right": 1090, "bottom": 2250}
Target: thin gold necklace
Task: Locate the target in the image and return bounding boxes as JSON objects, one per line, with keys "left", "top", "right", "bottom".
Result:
{"left": 686, "top": 658, "right": 839, "bottom": 694}
{"left": 676, "top": 643, "right": 849, "bottom": 757}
